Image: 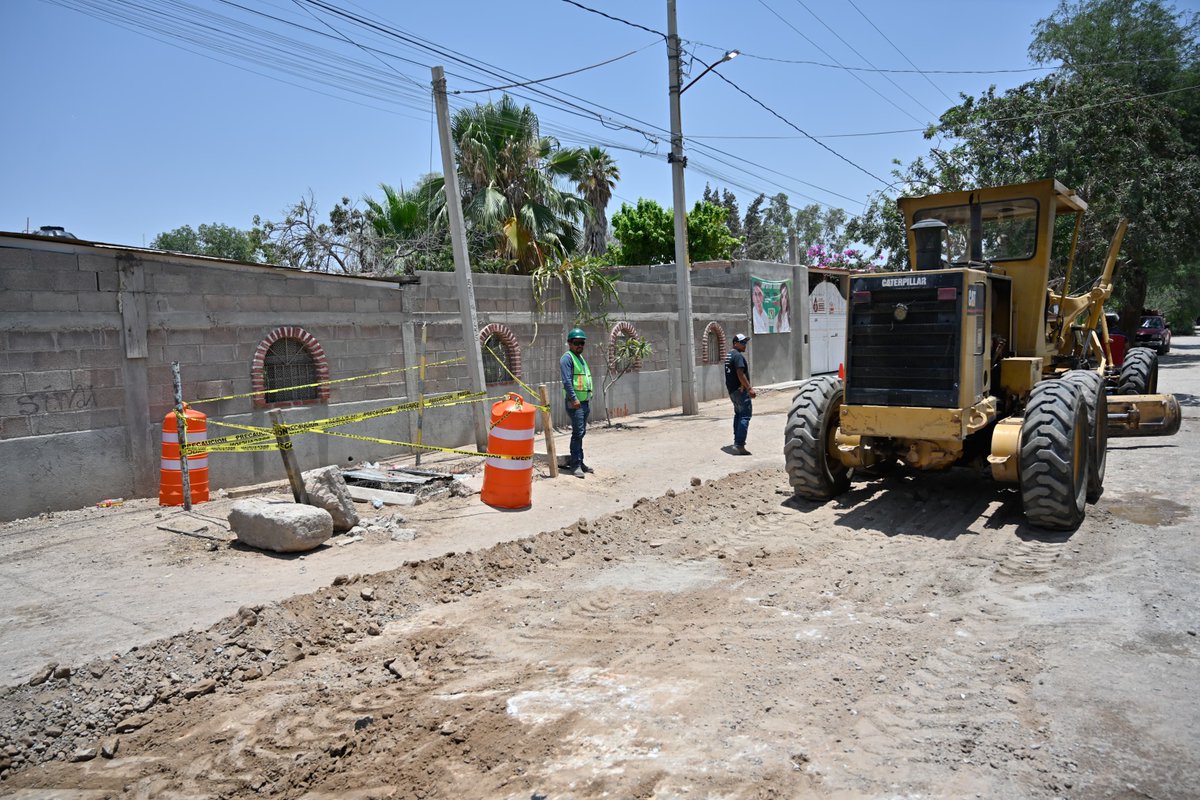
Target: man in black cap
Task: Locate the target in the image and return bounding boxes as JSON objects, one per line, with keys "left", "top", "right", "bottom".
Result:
{"left": 724, "top": 333, "right": 756, "bottom": 455}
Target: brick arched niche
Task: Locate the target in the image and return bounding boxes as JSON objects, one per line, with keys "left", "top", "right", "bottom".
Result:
{"left": 608, "top": 321, "right": 645, "bottom": 371}
{"left": 479, "top": 323, "right": 522, "bottom": 385}
{"left": 702, "top": 322, "right": 727, "bottom": 364}
{"left": 251, "top": 326, "right": 330, "bottom": 408}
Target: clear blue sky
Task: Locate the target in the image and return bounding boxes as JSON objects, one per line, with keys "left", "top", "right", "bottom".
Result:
{"left": 3, "top": 0, "right": 1068, "bottom": 248}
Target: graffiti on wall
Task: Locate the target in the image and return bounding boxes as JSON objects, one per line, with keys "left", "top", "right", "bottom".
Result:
{"left": 17, "top": 385, "right": 97, "bottom": 415}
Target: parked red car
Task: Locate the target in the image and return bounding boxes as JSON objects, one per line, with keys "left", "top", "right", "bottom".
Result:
{"left": 1135, "top": 315, "right": 1172, "bottom": 354}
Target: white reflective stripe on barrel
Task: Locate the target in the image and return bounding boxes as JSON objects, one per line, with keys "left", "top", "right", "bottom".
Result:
{"left": 162, "top": 430, "right": 208, "bottom": 443}
{"left": 161, "top": 457, "right": 209, "bottom": 470}
{"left": 485, "top": 457, "right": 532, "bottom": 471}
{"left": 489, "top": 426, "right": 534, "bottom": 441}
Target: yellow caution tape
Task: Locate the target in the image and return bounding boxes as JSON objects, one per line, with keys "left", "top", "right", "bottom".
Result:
{"left": 481, "top": 344, "right": 550, "bottom": 413}
{"left": 185, "top": 391, "right": 482, "bottom": 452}
{"left": 174, "top": 344, "right": 568, "bottom": 461}
{"left": 188, "top": 356, "right": 467, "bottom": 406}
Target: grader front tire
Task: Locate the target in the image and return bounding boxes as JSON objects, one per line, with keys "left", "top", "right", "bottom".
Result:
{"left": 1019, "top": 380, "right": 1089, "bottom": 531}
{"left": 784, "top": 376, "right": 850, "bottom": 501}
{"left": 1061, "top": 370, "right": 1107, "bottom": 503}
{"left": 1118, "top": 347, "right": 1158, "bottom": 395}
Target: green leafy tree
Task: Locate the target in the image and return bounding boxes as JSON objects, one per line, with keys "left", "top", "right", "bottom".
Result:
{"left": 742, "top": 193, "right": 789, "bottom": 261}
{"left": 848, "top": 0, "right": 1200, "bottom": 307}
{"left": 765, "top": 193, "right": 795, "bottom": 258}
{"left": 150, "top": 223, "right": 261, "bottom": 262}
{"left": 609, "top": 199, "right": 740, "bottom": 265}
{"left": 610, "top": 199, "right": 674, "bottom": 265}
{"left": 793, "top": 203, "right": 825, "bottom": 255}
{"left": 721, "top": 189, "right": 744, "bottom": 245}
{"left": 741, "top": 194, "right": 767, "bottom": 260}
{"left": 687, "top": 201, "right": 741, "bottom": 261}
{"left": 573, "top": 146, "right": 621, "bottom": 256}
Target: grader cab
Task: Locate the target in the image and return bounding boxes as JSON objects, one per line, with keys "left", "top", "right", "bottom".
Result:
{"left": 785, "top": 178, "right": 1180, "bottom": 530}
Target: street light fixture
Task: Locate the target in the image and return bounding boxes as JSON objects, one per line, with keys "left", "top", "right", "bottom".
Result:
{"left": 681, "top": 50, "right": 739, "bottom": 95}
{"left": 667, "top": 0, "right": 737, "bottom": 416}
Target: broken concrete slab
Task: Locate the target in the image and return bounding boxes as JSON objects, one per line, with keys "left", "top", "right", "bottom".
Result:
{"left": 345, "top": 485, "right": 417, "bottom": 507}
{"left": 229, "top": 499, "right": 333, "bottom": 553}
{"left": 302, "top": 465, "right": 360, "bottom": 532}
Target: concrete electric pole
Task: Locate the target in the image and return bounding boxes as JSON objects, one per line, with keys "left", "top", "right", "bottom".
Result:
{"left": 432, "top": 65, "right": 489, "bottom": 452}
{"left": 666, "top": 1, "right": 738, "bottom": 416}
{"left": 666, "top": 0, "right": 698, "bottom": 416}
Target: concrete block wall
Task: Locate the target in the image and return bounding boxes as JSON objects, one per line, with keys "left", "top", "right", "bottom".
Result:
{"left": 0, "top": 244, "right": 127, "bottom": 441}
{"left": 1, "top": 236, "right": 804, "bottom": 520}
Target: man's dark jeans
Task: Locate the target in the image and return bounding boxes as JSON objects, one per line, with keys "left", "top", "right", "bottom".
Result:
{"left": 566, "top": 400, "right": 590, "bottom": 468}
{"left": 729, "top": 389, "right": 752, "bottom": 447}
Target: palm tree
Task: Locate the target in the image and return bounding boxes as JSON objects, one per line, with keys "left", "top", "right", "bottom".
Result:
{"left": 363, "top": 178, "right": 445, "bottom": 272}
{"left": 574, "top": 146, "right": 620, "bottom": 257}
{"left": 449, "top": 96, "right": 589, "bottom": 272}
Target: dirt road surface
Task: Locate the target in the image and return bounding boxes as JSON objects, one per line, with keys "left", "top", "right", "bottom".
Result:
{"left": 1, "top": 339, "right": 1197, "bottom": 798}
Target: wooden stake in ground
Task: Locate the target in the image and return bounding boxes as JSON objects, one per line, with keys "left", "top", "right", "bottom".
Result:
{"left": 269, "top": 409, "right": 309, "bottom": 504}
{"left": 538, "top": 383, "right": 559, "bottom": 478}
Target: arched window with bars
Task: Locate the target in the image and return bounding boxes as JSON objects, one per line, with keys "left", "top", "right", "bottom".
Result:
{"left": 251, "top": 327, "right": 330, "bottom": 408}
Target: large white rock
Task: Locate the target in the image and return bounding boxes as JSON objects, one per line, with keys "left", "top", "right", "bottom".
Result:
{"left": 302, "top": 465, "right": 360, "bottom": 532}
{"left": 229, "top": 499, "right": 333, "bottom": 553}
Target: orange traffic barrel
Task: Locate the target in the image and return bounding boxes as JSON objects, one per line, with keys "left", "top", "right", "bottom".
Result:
{"left": 159, "top": 405, "right": 210, "bottom": 506}
{"left": 481, "top": 393, "right": 535, "bottom": 509}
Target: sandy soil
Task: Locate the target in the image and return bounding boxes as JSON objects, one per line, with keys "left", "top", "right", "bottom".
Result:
{"left": 1, "top": 340, "right": 1197, "bottom": 799}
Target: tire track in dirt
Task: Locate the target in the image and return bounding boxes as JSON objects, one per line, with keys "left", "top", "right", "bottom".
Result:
{"left": 0, "top": 466, "right": 1192, "bottom": 798}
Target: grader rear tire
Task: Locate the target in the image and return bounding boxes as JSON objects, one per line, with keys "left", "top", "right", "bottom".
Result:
{"left": 1019, "top": 380, "right": 1089, "bottom": 531}
{"left": 784, "top": 376, "right": 850, "bottom": 500}
{"left": 1062, "top": 370, "right": 1107, "bottom": 503}
{"left": 1118, "top": 347, "right": 1158, "bottom": 394}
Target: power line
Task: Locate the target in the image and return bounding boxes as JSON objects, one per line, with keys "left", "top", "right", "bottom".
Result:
{"left": 754, "top": 0, "right": 926, "bottom": 125}
{"left": 455, "top": 43, "right": 657, "bottom": 94}
{"left": 287, "top": 0, "right": 424, "bottom": 89}
{"left": 844, "top": 0, "right": 954, "bottom": 103}
{"left": 48, "top": 0, "right": 867, "bottom": 213}
{"left": 709, "top": 70, "right": 889, "bottom": 185}
{"left": 558, "top": 0, "right": 664, "bottom": 39}
{"left": 691, "top": 40, "right": 1183, "bottom": 76}
{"left": 786, "top": 0, "right": 939, "bottom": 118}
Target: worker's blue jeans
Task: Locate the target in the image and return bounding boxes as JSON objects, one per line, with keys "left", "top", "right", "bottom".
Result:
{"left": 566, "top": 400, "right": 590, "bottom": 468}
{"left": 729, "top": 389, "right": 752, "bottom": 447}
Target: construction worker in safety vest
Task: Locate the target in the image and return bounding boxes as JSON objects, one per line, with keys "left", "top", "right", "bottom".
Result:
{"left": 560, "top": 327, "right": 593, "bottom": 479}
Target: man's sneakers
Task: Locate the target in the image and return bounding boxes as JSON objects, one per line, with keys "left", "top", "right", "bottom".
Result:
{"left": 568, "top": 463, "right": 593, "bottom": 478}
{"left": 571, "top": 465, "right": 585, "bottom": 478}
{"left": 581, "top": 464, "right": 595, "bottom": 473}
{"left": 732, "top": 445, "right": 751, "bottom": 456}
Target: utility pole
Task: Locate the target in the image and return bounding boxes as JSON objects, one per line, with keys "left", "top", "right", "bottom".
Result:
{"left": 667, "top": 0, "right": 699, "bottom": 416}
{"left": 432, "top": 65, "right": 489, "bottom": 452}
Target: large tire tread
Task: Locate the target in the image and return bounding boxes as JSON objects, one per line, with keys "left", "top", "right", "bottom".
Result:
{"left": 1118, "top": 347, "right": 1158, "bottom": 394}
{"left": 1062, "top": 370, "right": 1107, "bottom": 503}
{"left": 1020, "top": 380, "right": 1089, "bottom": 531}
{"left": 784, "top": 376, "right": 850, "bottom": 500}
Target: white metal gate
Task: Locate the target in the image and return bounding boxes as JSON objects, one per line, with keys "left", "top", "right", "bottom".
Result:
{"left": 809, "top": 280, "right": 847, "bottom": 374}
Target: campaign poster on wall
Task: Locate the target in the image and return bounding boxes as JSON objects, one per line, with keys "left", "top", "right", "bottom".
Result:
{"left": 751, "top": 276, "right": 792, "bottom": 334}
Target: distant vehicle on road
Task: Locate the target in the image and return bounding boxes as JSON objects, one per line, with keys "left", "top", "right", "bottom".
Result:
{"left": 1135, "top": 315, "right": 1172, "bottom": 354}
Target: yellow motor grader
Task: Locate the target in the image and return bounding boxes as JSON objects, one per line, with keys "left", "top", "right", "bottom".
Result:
{"left": 785, "top": 178, "right": 1180, "bottom": 530}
